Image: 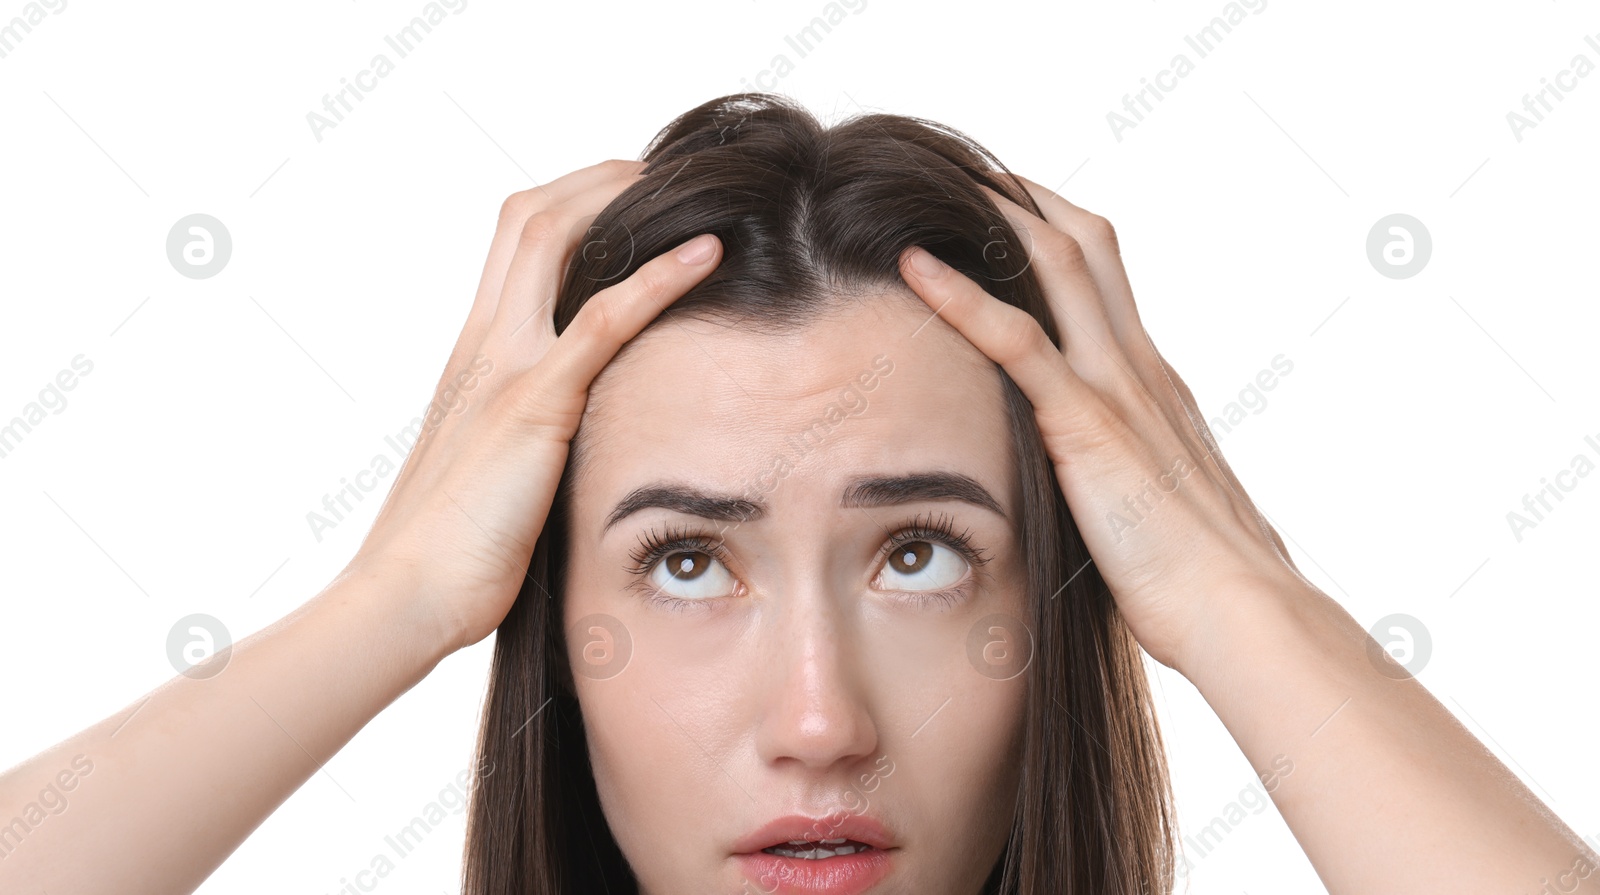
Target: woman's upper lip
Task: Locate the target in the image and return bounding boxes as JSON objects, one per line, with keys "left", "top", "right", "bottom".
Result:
{"left": 733, "top": 813, "right": 896, "bottom": 854}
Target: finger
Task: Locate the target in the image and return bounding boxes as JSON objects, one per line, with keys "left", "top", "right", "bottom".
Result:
{"left": 1003, "top": 177, "right": 1176, "bottom": 401}
{"left": 449, "top": 159, "right": 646, "bottom": 375}
{"left": 896, "top": 245, "right": 1107, "bottom": 438}
{"left": 973, "top": 185, "right": 1123, "bottom": 384}
{"left": 1151, "top": 339, "right": 1297, "bottom": 569}
{"left": 985, "top": 181, "right": 1205, "bottom": 464}
{"left": 479, "top": 173, "right": 647, "bottom": 369}
{"left": 512, "top": 233, "right": 723, "bottom": 432}
{"left": 1009, "top": 175, "right": 1149, "bottom": 356}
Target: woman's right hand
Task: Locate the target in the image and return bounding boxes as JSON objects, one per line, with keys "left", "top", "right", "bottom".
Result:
{"left": 0, "top": 159, "right": 720, "bottom": 895}
{"left": 344, "top": 159, "right": 723, "bottom": 653}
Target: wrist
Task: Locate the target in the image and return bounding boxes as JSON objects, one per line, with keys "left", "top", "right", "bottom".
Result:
{"left": 323, "top": 557, "right": 461, "bottom": 672}
{"left": 1166, "top": 565, "right": 1349, "bottom": 687}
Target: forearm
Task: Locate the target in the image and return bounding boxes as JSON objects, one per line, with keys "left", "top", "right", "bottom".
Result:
{"left": 1175, "top": 573, "right": 1597, "bottom": 894}
{"left": 0, "top": 565, "right": 452, "bottom": 895}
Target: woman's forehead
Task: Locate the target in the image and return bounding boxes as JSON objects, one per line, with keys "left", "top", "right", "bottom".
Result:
{"left": 572, "top": 294, "right": 1015, "bottom": 522}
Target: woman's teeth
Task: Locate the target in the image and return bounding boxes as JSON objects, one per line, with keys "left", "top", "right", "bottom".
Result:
{"left": 760, "top": 838, "right": 872, "bottom": 859}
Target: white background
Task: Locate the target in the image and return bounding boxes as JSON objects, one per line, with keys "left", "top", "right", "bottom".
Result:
{"left": 2, "top": 1, "right": 1597, "bottom": 893}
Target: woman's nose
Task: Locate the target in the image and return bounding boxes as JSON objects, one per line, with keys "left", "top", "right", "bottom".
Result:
{"left": 752, "top": 595, "right": 880, "bottom": 772}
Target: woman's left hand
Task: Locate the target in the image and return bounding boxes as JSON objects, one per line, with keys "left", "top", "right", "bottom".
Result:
{"left": 897, "top": 175, "right": 1302, "bottom": 673}
{"left": 901, "top": 174, "right": 1600, "bottom": 895}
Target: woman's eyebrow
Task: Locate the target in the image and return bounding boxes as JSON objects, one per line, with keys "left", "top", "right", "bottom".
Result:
{"left": 601, "top": 471, "right": 1007, "bottom": 535}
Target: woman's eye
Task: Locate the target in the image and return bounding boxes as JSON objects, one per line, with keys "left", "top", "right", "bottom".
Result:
{"left": 647, "top": 550, "right": 737, "bottom": 600}
{"left": 878, "top": 540, "right": 968, "bottom": 592}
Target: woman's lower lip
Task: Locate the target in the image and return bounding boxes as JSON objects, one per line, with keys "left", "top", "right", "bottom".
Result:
{"left": 734, "top": 847, "right": 893, "bottom": 895}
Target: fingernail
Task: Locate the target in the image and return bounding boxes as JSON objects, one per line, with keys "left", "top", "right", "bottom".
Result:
{"left": 906, "top": 246, "right": 946, "bottom": 278}
{"left": 676, "top": 234, "right": 716, "bottom": 265}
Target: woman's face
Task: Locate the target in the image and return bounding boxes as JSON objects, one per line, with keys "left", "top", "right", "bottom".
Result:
{"left": 562, "top": 289, "right": 1030, "bottom": 895}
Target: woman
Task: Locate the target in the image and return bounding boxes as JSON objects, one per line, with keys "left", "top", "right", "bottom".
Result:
{"left": 1, "top": 93, "right": 1591, "bottom": 895}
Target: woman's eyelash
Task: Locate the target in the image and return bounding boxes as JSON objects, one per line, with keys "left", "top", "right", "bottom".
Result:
{"left": 622, "top": 511, "right": 992, "bottom": 590}
{"left": 877, "top": 510, "right": 993, "bottom": 570}
{"left": 623, "top": 523, "right": 732, "bottom": 578}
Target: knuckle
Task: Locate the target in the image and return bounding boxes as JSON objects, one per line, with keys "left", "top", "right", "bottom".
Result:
{"left": 577, "top": 289, "right": 627, "bottom": 338}
{"left": 1035, "top": 227, "right": 1090, "bottom": 274}
{"left": 993, "top": 307, "right": 1051, "bottom": 364}
{"left": 498, "top": 190, "right": 540, "bottom": 228}
{"left": 624, "top": 259, "right": 678, "bottom": 299}
{"left": 1082, "top": 213, "right": 1120, "bottom": 253}
{"left": 518, "top": 210, "right": 573, "bottom": 250}
{"left": 602, "top": 158, "right": 642, "bottom": 176}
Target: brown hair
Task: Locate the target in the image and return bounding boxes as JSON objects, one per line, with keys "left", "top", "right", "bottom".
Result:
{"left": 462, "top": 92, "right": 1175, "bottom": 894}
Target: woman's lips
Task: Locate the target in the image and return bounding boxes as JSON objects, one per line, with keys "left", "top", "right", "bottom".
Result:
{"left": 732, "top": 814, "right": 898, "bottom": 894}
{"left": 732, "top": 813, "right": 896, "bottom": 854}
{"left": 733, "top": 846, "right": 894, "bottom": 895}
